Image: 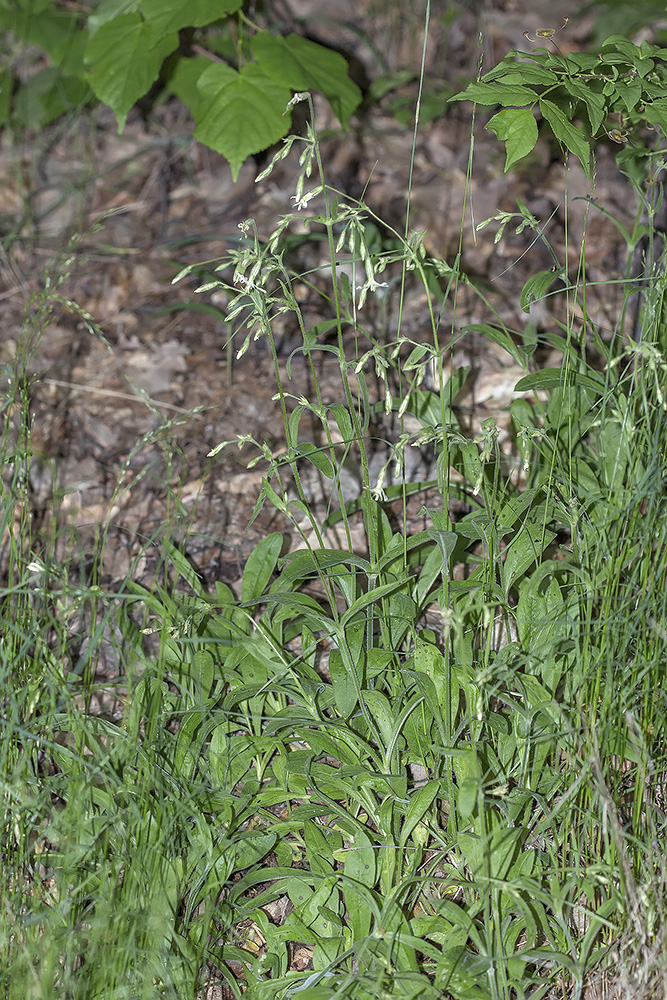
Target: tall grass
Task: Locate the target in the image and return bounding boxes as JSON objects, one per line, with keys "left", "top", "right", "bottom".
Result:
{"left": 2, "top": 45, "right": 667, "bottom": 1000}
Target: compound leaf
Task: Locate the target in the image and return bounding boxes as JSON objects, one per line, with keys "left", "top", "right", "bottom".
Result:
{"left": 539, "top": 97, "right": 591, "bottom": 178}
{"left": 450, "top": 81, "right": 538, "bottom": 106}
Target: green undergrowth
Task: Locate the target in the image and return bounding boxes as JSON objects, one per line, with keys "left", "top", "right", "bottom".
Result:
{"left": 3, "top": 37, "right": 667, "bottom": 1000}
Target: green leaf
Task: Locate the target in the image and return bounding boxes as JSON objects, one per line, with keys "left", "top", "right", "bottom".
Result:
{"left": 520, "top": 269, "right": 559, "bottom": 313}
{"left": 564, "top": 79, "right": 606, "bottom": 134}
{"left": 241, "top": 532, "right": 283, "bottom": 604}
{"left": 252, "top": 31, "right": 362, "bottom": 126}
{"left": 344, "top": 830, "right": 377, "bottom": 888}
{"left": 439, "top": 945, "right": 493, "bottom": 999}
{"left": 342, "top": 835, "right": 377, "bottom": 940}
{"left": 516, "top": 574, "right": 564, "bottom": 651}
{"left": 194, "top": 62, "right": 291, "bottom": 179}
{"left": 643, "top": 99, "right": 667, "bottom": 132}
{"left": 328, "top": 648, "right": 359, "bottom": 718}
{"left": 400, "top": 780, "right": 440, "bottom": 846}
{"left": 458, "top": 825, "right": 524, "bottom": 882}
{"left": 414, "top": 631, "right": 458, "bottom": 721}
{"left": 450, "top": 81, "right": 538, "bottom": 106}
{"left": 0, "top": 69, "right": 11, "bottom": 125}
{"left": 464, "top": 323, "right": 525, "bottom": 367}
{"left": 296, "top": 442, "right": 335, "bottom": 479}
{"left": 304, "top": 820, "right": 340, "bottom": 875}
{"left": 166, "top": 55, "right": 216, "bottom": 120}
{"left": 503, "top": 522, "right": 556, "bottom": 591}
{"left": 486, "top": 108, "right": 538, "bottom": 171}
{"left": 13, "top": 68, "right": 91, "bottom": 128}
{"left": 141, "top": 0, "right": 242, "bottom": 36}
{"left": 329, "top": 403, "right": 354, "bottom": 446}
{"left": 88, "top": 0, "right": 138, "bottom": 34}
{"left": 234, "top": 830, "right": 277, "bottom": 870}
{"left": 600, "top": 35, "right": 642, "bottom": 61}
{"left": 361, "top": 689, "right": 396, "bottom": 747}
{"left": 85, "top": 14, "right": 179, "bottom": 130}
{"left": 0, "top": 5, "right": 85, "bottom": 70}
{"left": 339, "top": 579, "right": 407, "bottom": 627}
{"left": 286, "top": 877, "right": 340, "bottom": 936}
{"left": 457, "top": 777, "right": 479, "bottom": 820}
{"left": 514, "top": 368, "right": 606, "bottom": 392}
{"left": 539, "top": 98, "right": 591, "bottom": 178}
{"left": 484, "top": 64, "right": 559, "bottom": 87}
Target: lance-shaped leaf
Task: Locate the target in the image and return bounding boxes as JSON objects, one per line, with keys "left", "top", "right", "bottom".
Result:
{"left": 540, "top": 98, "right": 591, "bottom": 178}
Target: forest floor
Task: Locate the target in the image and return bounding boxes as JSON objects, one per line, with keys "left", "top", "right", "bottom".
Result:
{"left": 0, "top": 0, "right": 633, "bottom": 596}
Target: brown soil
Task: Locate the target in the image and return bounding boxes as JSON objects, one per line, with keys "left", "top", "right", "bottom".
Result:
{"left": 0, "top": 1, "right": 633, "bottom": 590}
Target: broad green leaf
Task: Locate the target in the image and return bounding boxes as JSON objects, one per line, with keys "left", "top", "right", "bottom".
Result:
{"left": 252, "top": 32, "right": 362, "bottom": 126}
{"left": 450, "top": 81, "right": 538, "bottom": 106}
{"left": 486, "top": 108, "right": 538, "bottom": 170}
{"left": 402, "top": 343, "right": 430, "bottom": 370}
{"left": 438, "top": 945, "right": 492, "bottom": 999}
{"left": 515, "top": 368, "right": 605, "bottom": 392}
{"left": 141, "top": 0, "right": 242, "bottom": 36}
{"left": 344, "top": 830, "right": 377, "bottom": 888}
{"left": 619, "top": 81, "right": 643, "bottom": 113}
{"left": 600, "top": 35, "right": 643, "bottom": 60}
{"left": 234, "top": 830, "right": 277, "bottom": 870}
{"left": 88, "top": 0, "right": 138, "bottom": 34}
{"left": 516, "top": 574, "right": 563, "bottom": 651}
{"left": 458, "top": 825, "right": 523, "bottom": 882}
{"left": 484, "top": 64, "right": 559, "bottom": 86}
{"left": 242, "top": 531, "right": 283, "bottom": 603}
{"left": 296, "top": 442, "right": 335, "bottom": 479}
{"left": 0, "top": 5, "right": 85, "bottom": 70}
{"left": 565, "top": 78, "right": 606, "bottom": 134}
{"left": 286, "top": 403, "right": 305, "bottom": 451}
{"left": 643, "top": 99, "right": 667, "bottom": 132}
{"left": 0, "top": 69, "right": 11, "bottom": 125}
{"left": 304, "top": 820, "right": 339, "bottom": 874}
{"left": 414, "top": 535, "right": 454, "bottom": 608}
{"left": 400, "top": 780, "right": 440, "bottom": 845}
{"left": 339, "top": 579, "right": 407, "bottom": 627}
{"left": 503, "top": 522, "right": 556, "bottom": 591}
{"left": 13, "top": 68, "right": 90, "bottom": 128}
{"left": 414, "top": 631, "right": 458, "bottom": 722}
{"left": 464, "top": 323, "right": 525, "bottom": 366}
{"left": 520, "top": 269, "right": 559, "bottom": 312}
{"left": 285, "top": 876, "right": 339, "bottom": 935}
{"left": 518, "top": 674, "right": 554, "bottom": 712}
{"left": 457, "top": 777, "right": 479, "bottom": 820}
{"left": 194, "top": 62, "right": 291, "bottom": 179}
{"left": 342, "top": 871, "right": 376, "bottom": 947}
{"left": 167, "top": 55, "right": 217, "bottom": 120}
{"left": 361, "top": 690, "right": 395, "bottom": 747}
{"left": 387, "top": 590, "right": 417, "bottom": 648}
{"left": 539, "top": 98, "right": 591, "bottom": 178}
{"left": 328, "top": 648, "right": 359, "bottom": 717}
{"left": 85, "top": 14, "right": 178, "bottom": 130}
{"left": 329, "top": 403, "right": 354, "bottom": 445}
{"left": 278, "top": 547, "right": 372, "bottom": 581}
{"left": 495, "top": 487, "right": 543, "bottom": 534}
